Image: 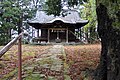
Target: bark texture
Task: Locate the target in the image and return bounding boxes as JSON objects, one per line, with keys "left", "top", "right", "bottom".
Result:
{"left": 95, "top": 2, "right": 120, "bottom": 80}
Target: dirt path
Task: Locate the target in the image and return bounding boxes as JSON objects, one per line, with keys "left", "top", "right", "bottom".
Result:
{"left": 22, "top": 45, "right": 69, "bottom": 80}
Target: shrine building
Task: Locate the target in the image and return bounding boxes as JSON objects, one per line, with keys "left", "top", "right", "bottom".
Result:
{"left": 28, "top": 10, "right": 88, "bottom": 43}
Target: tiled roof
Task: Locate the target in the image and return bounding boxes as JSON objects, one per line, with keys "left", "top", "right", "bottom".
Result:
{"left": 28, "top": 10, "right": 88, "bottom": 24}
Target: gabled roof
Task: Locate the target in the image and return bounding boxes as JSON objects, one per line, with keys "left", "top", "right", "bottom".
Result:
{"left": 28, "top": 10, "right": 88, "bottom": 28}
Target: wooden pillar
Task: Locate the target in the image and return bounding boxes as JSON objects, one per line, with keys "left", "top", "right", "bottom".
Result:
{"left": 78, "top": 28, "right": 80, "bottom": 39}
{"left": 37, "top": 29, "right": 39, "bottom": 37}
{"left": 79, "top": 28, "right": 82, "bottom": 39}
{"left": 66, "top": 27, "right": 68, "bottom": 43}
{"left": 57, "top": 31, "right": 59, "bottom": 39}
{"left": 48, "top": 29, "right": 50, "bottom": 43}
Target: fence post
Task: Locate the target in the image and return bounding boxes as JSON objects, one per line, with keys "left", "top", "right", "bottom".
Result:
{"left": 18, "top": 37, "right": 22, "bottom": 80}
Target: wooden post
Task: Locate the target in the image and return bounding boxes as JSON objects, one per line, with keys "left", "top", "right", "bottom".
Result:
{"left": 18, "top": 12, "right": 22, "bottom": 79}
{"left": 18, "top": 37, "right": 22, "bottom": 80}
{"left": 37, "top": 29, "right": 39, "bottom": 37}
{"left": 66, "top": 27, "right": 68, "bottom": 43}
{"left": 57, "top": 30, "right": 59, "bottom": 39}
{"left": 79, "top": 28, "right": 82, "bottom": 39}
{"left": 48, "top": 29, "right": 50, "bottom": 43}
{"left": 0, "top": 32, "right": 23, "bottom": 80}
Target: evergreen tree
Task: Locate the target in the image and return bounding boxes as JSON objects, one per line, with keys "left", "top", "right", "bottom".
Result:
{"left": 81, "top": 0, "right": 97, "bottom": 43}
{"left": 45, "top": 0, "right": 62, "bottom": 16}
{"left": 0, "top": 0, "right": 35, "bottom": 45}
{"left": 0, "top": 0, "right": 20, "bottom": 45}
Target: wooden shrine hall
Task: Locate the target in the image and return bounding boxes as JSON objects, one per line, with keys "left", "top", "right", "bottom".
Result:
{"left": 28, "top": 10, "right": 88, "bottom": 43}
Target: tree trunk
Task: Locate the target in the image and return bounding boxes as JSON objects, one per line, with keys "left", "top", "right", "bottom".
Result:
{"left": 95, "top": 2, "right": 120, "bottom": 80}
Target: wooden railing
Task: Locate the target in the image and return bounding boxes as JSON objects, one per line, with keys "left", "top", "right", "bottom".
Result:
{"left": 0, "top": 32, "right": 24, "bottom": 80}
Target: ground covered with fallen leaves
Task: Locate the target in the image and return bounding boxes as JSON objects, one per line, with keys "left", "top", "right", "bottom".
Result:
{"left": 64, "top": 44, "right": 101, "bottom": 79}
{"left": 0, "top": 45, "right": 51, "bottom": 79}
{"left": 0, "top": 44, "right": 101, "bottom": 80}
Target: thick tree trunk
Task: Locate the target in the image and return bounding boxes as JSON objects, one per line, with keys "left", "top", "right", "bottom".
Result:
{"left": 95, "top": 2, "right": 120, "bottom": 80}
{"left": 107, "top": 29, "right": 120, "bottom": 80}
{"left": 94, "top": 4, "right": 110, "bottom": 80}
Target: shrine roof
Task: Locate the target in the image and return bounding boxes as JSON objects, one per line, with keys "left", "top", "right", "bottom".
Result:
{"left": 28, "top": 10, "right": 88, "bottom": 28}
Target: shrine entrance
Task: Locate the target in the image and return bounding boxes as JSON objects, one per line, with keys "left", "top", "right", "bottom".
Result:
{"left": 48, "top": 28, "right": 68, "bottom": 43}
